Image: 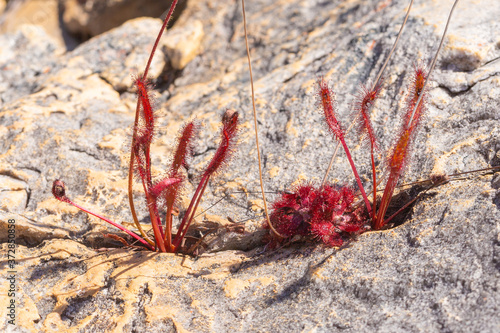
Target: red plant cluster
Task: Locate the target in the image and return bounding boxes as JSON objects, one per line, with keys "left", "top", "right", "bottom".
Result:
{"left": 267, "top": 61, "right": 429, "bottom": 247}
{"left": 52, "top": 0, "right": 240, "bottom": 253}
{"left": 262, "top": 0, "right": 470, "bottom": 248}
{"left": 268, "top": 184, "right": 367, "bottom": 247}
{"left": 52, "top": 108, "right": 238, "bottom": 253}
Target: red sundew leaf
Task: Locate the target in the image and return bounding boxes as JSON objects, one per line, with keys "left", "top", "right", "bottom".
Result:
{"left": 134, "top": 76, "right": 156, "bottom": 140}
{"left": 375, "top": 129, "right": 411, "bottom": 230}
{"left": 269, "top": 184, "right": 316, "bottom": 237}
{"left": 317, "top": 77, "right": 345, "bottom": 141}
{"left": 170, "top": 121, "right": 199, "bottom": 174}
{"left": 324, "top": 234, "right": 344, "bottom": 247}
{"left": 163, "top": 179, "right": 183, "bottom": 210}
{"left": 402, "top": 63, "right": 428, "bottom": 132}
{"left": 149, "top": 177, "right": 182, "bottom": 198}
{"left": 132, "top": 76, "right": 157, "bottom": 187}
{"left": 338, "top": 186, "right": 355, "bottom": 211}
{"left": 317, "top": 77, "right": 372, "bottom": 214}
{"left": 310, "top": 221, "right": 335, "bottom": 238}
{"left": 337, "top": 224, "right": 363, "bottom": 233}
{"left": 52, "top": 179, "right": 70, "bottom": 203}
{"left": 375, "top": 65, "right": 430, "bottom": 230}
{"left": 388, "top": 129, "right": 411, "bottom": 174}
{"left": 203, "top": 110, "right": 239, "bottom": 177}
{"left": 164, "top": 121, "right": 194, "bottom": 210}
{"left": 310, "top": 222, "right": 343, "bottom": 247}
{"left": 354, "top": 82, "right": 382, "bottom": 149}
{"left": 269, "top": 183, "right": 366, "bottom": 245}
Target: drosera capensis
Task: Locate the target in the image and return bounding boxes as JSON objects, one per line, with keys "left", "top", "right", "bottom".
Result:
{"left": 52, "top": 0, "right": 241, "bottom": 253}
{"left": 242, "top": 0, "right": 500, "bottom": 248}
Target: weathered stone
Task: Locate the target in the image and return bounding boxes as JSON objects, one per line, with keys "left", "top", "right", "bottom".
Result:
{"left": 0, "top": 0, "right": 499, "bottom": 332}
{"left": 62, "top": 0, "right": 180, "bottom": 38}
{"left": 164, "top": 19, "right": 204, "bottom": 70}
{"left": 0, "top": 23, "right": 60, "bottom": 106}
{"left": 0, "top": 0, "right": 65, "bottom": 50}
{"left": 0, "top": 175, "right": 27, "bottom": 212}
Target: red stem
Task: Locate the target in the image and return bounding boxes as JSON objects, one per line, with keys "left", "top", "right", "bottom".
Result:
{"left": 339, "top": 139, "right": 372, "bottom": 214}
{"left": 142, "top": 0, "right": 178, "bottom": 80}
{"left": 175, "top": 180, "right": 209, "bottom": 252}
{"left": 373, "top": 170, "right": 400, "bottom": 230}
{"left": 144, "top": 194, "right": 166, "bottom": 252}
{"left": 370, "top": 143, "right": 377, "bottom": 220}
{"left": 164, "top": 184, "right": 181, "bottom": 251}
{"left": 145, "top": 146, "right": 153, "bottom": 187}
{"left": 64, "top": 199, "right": 154, "bottom": 250}
{"left": 172, "top": 176, "right": 209, "bottom": 251}
{"left": 164, "top": 207, "right": 174, "bottom": 252}
{"left": 136, "top": 157, "right": 165, "bottom": 251}
{"left": 374, "top": 128, "right": 411, "bottom": 229}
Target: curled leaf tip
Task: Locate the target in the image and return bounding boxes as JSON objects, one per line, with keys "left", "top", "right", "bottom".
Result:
{"left": 52, "top": 179, "right": 67, "bottom": 200}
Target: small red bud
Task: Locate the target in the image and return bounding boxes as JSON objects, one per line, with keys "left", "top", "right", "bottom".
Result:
{"left": 52, "top": 180, "right": 68, "bottom": 201}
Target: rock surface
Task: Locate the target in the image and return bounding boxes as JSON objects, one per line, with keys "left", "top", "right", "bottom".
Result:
{"left": 1, "top": 0, "right": 500, "bottom": 332}
{"left": 62, "top": 0, "right": 182, "bottom": 39}
{"left": 0, "top": 0, "right": 68, "bottom": 50}
{"left": 0, "top": 0, "right": 181, "bottom": 51}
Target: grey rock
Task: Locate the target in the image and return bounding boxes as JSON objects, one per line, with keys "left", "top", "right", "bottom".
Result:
{"left": 0, "top": 0, "right": 499, "bottom": 332}
{"left": 0, "top": 0, "right": 67, "bottom": 50}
